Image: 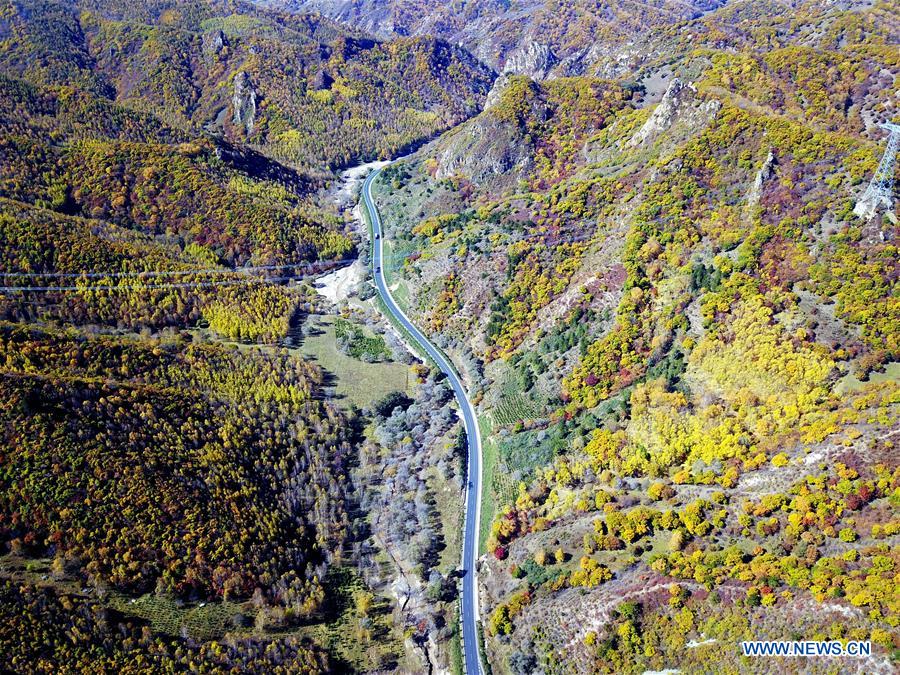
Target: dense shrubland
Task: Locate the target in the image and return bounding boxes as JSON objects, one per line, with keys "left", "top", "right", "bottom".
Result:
{"left": 334, "top": 317, "right": 391, "bottom": 361}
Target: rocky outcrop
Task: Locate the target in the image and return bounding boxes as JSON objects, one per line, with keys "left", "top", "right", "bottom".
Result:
{"left": 281, "top": 0, "right": 728, "bottom": 76}
{"left": 853, "top": 192, "right": 897, "bottom": 223}
{"left": 232, "top": 71, "right": 257, "bottom": 134}
{"left": 583, "top": 40, "right": 641, "bottom": 80}
{"left": 203, "top": 29, "right": 227, "bottom": 57}
{"left": 433, "top": 119, "right": 533, "bottom": 184}
{"left": 435, "top": 79, "right": 550, "bottom": 184}
{"left": 628, "top": 78, "right": 720, "bottom": 148}
{"left": 502, "top": 41, "right": 557, "bottom": 80}
{"left": 484, "top": 73, "right": 512, "bottom": 110}
{"left": 747, "top": 149, "right": 777, "bottom": 209}
{"left": 310, "top": 67, "right": 334, "bottom": 91}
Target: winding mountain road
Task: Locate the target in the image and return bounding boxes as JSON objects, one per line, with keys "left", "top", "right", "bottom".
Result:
{"left": 362, "top": 168, "right": 484, "bottom": 675}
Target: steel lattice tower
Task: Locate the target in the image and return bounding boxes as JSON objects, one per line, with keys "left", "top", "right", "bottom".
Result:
{"left": 854, "top": 122, "right": 900, "bottom": 221}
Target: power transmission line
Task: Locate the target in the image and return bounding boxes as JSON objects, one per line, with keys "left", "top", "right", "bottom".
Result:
{"left": 0, "top": 274, "right": 323, "bottom": 294}
{"left": 854, "top": 122, "right": 900, "bottom": 222}
{"left": 0, "top": 257, "right": 361, "bottom": 279}
{"left": 0, "top": 219, "right": 607, "bottom": 293}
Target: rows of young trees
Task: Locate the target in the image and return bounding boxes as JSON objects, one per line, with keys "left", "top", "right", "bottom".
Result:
{"left": 352, "top": 375, "right": 465, "bottom": 663}
{"left": 364, "top": 377, "right": 459, "bottom": 578}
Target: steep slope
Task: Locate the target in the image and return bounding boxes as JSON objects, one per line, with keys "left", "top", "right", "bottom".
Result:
{"left": 0, "top": 71, "right": 344, "bottom": 340}
{"left": 367, "top": 1, "right": 899, "bottom": 672}
{"left": 0, "top": 3, "right": 449, "bottom": 671}
{"left": 264, "top": 0, "right": 726, "bottom": 78}
{"left": 1, "top": 0, "right": 495, "bottom": 170}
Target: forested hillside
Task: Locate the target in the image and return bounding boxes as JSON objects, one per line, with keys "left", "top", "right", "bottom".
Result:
{"left": 0, "top": 0, "right": 487, "bottom": 671}
{"left": 0, "top": 0, "right": 492, "bottom": 340}
{"left": 0, "top": 581, "right": 331, "bottom": 673}
{"left": 1, "top": 0, "right": 494, "bottom": 169}
{"left": 267, "top": 0, "right": 725, "bottom": 78}
{"left": 369, "top": 0, "right": 899, "bottom": 671}
{"left": 1, "top": 324, "right": 350, "bottom": 602}
{"left": 1, "top": 0, "right": 897, "bottom": 672}
{"left": 0, "top": 0, "right": 495, "bottom": 339}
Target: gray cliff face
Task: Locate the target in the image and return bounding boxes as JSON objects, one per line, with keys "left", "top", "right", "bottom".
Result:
{"left": 203, "top": 30, "right": 227, "bottom": 57}
{"left": 436, "top": 79, "right": 551, "bottom": 185}
{"left": 232, "top": 71, "right": 257, "bottom": 134}
{"left": 747, "top": 150, "right": 777, "bottom": 209}
{"left": 582, "top": 76, "right": 722, "bottom": 164}
{"left": 433, "top": 119, "right": 533, "bottom": 185}
{"left": 262, "top": 0, "right": 728, "bottom": 77}
{"left": 484, "top": 73, "right": 512, "bottom": 111}
{"left": 502, "top": 41, "right": 557, "bottom": 80}
{"left": 628, "top": 78, "right": 721, "bottom": 148}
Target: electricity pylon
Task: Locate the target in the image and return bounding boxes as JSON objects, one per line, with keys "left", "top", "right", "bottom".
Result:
{"left": 854, "top": 122, "right": 900, "bottom": 222}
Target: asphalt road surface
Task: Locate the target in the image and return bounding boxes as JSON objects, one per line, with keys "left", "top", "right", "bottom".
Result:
{"left": 363, "top": 167, "right": 484, "bottom": 675}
